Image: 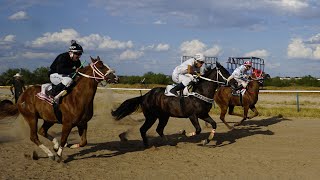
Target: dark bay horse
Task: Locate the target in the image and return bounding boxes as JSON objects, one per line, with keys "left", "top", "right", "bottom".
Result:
{"left": 1, "top": 56, "right": 118, "bottom": 161}
{"left": 214, "top": 75, "right": 264, "bottom": 129}
{"left": 111, "top": 63, "right": 230, "bottom": 147}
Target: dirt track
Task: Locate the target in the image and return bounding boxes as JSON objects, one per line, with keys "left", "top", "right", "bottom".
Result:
{"left": 1, "top": 89, "right": 320, "bottom": 179}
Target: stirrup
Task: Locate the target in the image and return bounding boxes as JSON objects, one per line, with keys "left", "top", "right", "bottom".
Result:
{"left": 54, "top": 90, "right": 67, "bottom": 101}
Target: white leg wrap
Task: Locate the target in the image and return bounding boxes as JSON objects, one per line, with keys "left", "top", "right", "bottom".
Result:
{"left": 70, "top": 144, "right": 80, "bottom": 149}
{"left": 52, "top": 138, "right": 59, "bottom": 150}
{"left": 39, "top": 144, "right": 54, "bottom": 157}
{"left": 57, "top": 146, "right": 63, "bottom": 157}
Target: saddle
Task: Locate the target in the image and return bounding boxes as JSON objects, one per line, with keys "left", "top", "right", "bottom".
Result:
{"left": 164, "top": 84, "right": 191, "bottom": 97}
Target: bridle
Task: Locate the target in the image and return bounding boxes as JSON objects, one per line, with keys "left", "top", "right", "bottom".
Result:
{"left": 77, "top": 60, "right": 115, "bottom": 82}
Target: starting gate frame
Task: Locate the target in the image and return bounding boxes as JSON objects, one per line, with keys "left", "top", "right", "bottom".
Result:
{"left": 226, "top": 57, "right": 265, "bottom": 76}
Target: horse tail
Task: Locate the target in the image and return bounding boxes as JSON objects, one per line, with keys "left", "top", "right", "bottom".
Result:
{"left": 111, "top": 96, "right": 143, "bottom": 121}
{"left": 0, "top": 100, "right": 19, "bottom": 119}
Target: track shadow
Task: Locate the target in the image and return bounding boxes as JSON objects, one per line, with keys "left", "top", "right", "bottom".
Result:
{"left": 63, "top": 116, "right": 287, "bottom": 163}
{"left": 207, "top": 116, "right": 290, "bottom": 147}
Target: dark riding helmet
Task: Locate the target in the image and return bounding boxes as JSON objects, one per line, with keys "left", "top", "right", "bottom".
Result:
{"left": 69, "top": 40, "right": 83, "bottom": 53}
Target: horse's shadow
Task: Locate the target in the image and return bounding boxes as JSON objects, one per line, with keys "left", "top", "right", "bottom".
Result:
{"left": 63, "top": 116, "right": 288, "bottom": 163}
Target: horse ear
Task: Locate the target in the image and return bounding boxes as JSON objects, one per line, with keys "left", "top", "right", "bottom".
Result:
{"left": 97, "top": 56, "right": 100, "bottom": 61}
{"left": 90, "top": 56, "right": 96, "bottom": 63}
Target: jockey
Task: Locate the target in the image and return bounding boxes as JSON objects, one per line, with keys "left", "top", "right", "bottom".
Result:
{"left": 170, "top": 53, "right": 206, "bottom": 97}
{"left": 46, "top": 40, "right": 83, "bottom": 100}
{"left": 227, "top": 60, "right": 252, "bottom": 94}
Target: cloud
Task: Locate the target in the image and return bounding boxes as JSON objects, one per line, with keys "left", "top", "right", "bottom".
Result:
{"left": 29, "top": 28, "right": 133, "bottom": 50}
{"left": 119, "top": 50, "right": 144, "bottom": 60}
{"left": 91, "top": 0, "right": 319, "bottom": 29}
{"left": 244, "top": 49, "right": 269, "bottom": 58}
{"left": 287, "top": 38, "right": 313, "bottom": 59}
{"left": 8, "top": 11, "right": 28, "bottom": 20}
{"left": 180, "top": 39, "right": 222, "bottom": 57}
{"left": 0, "top": 35, "right": 16, "bottom": 50}
{"left": 21, "top": 52, "right": 56, "bottom": 59}
{"left": 153, "top": 20, "right": 166, "bottom": 25}
{"left": 141, "top": 43, "right": 170, "bottom": 51}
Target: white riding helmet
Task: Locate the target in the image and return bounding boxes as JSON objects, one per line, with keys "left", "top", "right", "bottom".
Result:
{"left": 194, "top": 53, "right": 205, "bottom": 62}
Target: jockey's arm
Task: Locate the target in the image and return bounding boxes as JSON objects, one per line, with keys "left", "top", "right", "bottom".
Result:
{"left": 187, "top": 65, "right": 193, "bottom": 74}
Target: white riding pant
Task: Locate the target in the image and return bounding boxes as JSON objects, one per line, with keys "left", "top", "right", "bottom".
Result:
{"left": 227, "top": 75, "right": 249, "bottom": 88}
{"left": 172, "top": 73, "right": 194, "bottom": 86}
{"left": 49, "top": 73, "right": 73, "bottom": 87}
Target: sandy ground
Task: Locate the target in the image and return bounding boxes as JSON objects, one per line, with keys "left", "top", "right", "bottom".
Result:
{"left": 1, "top": 88, "right": 320, "bottom": 179}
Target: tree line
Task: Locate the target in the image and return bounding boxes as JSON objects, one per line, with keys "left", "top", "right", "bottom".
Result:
{"left": 0, "top": 67, "right": 319, "bottom": 87}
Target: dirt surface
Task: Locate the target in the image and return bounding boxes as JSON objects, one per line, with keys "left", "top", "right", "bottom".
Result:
{"left": 1, "top": 88, "right": 320, "bottom": 179}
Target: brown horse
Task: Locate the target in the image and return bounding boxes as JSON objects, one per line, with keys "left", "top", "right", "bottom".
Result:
{"left": 214, "top": 75, "right": 263, "bottom": 129}
{"left": 1, "top": 56, "right": 118, "bottom": 161}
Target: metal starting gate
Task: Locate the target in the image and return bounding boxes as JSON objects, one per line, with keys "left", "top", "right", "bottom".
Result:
{"left": 226, "top": 57, "right": 265, "bottom": 77}
{"left": 181, "top": 56, "right": 218, "bottom": 69}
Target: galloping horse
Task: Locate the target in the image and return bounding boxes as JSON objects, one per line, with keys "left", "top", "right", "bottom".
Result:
{"left": 1, "top": 56, "right": 118, "bottom": 161}
{"left": 214, "top": 72, "right": 264, "bottom": 129}
{"left": 111, "top": 63, "right": 230, "bottom": 147}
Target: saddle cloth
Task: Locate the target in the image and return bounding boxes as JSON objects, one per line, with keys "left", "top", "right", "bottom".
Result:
{"left": 35, "top": 83, "right": 54, "bottom": 105}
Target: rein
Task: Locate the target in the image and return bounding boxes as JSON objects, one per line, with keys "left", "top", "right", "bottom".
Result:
{"left": 198, "top": 68, "right": 228, "bottom": 84}
{"left": 77, "top": 61, "right": 115, "bottom": 82}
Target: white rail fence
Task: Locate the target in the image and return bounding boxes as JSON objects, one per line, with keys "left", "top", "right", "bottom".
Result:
{"left": 102, "top": 87, "right": 320, "bottom": 112}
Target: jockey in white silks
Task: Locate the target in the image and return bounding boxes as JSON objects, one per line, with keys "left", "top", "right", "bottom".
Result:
{"left": 227, "top": 61, "right": 252, "bottom": 93}
{"left": 170, "top": 53, "right": 206, "bottom": 97}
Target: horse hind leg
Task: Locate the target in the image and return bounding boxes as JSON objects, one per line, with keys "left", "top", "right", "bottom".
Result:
{"left": 25, "top": 116, "right": 55, "bottom": 160}
{"left": 220, "top": 107, "right": 233, "bottom": 130}
{"left": 140, "top": 114, "right": 157, "bottom": 148}
{"left": 156, "top": 115, "right": 172, "bottom": 145}
{"left": 38, "top": 121, "right": 59, "bottom": 151}
{"left": 201, "top": 115, "right": 217, "bottom": 145}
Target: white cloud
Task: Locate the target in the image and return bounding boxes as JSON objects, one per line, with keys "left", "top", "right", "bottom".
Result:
{"left": 287, "top": 38, "right": 313, "bottom": 59}
{"left": 155, "top": 43, "right": 170, "bottom": 51}
{"left": 180, "top": 39, "right": 222, "bottom": 57}
{"left": 119, "top": 50, "right": 144, "bottom": 60}
{"left": 141, "top": 43, "right": 170, "bottom": 51}
{"left": 8, "top": 11, "right": 28, "bottom": 20}
{"left": 29, "top": 28, "right": 133, "bottom": 50}
{"left": 21, "top": 52, "right": 56, "bottom": 59}
{"left": 244, "top": 49, "right": 269, "bottom": 58}
{"left": 266, "top": 0, "right": 309, "bottom": 12}
{"left": 313, "top": 46, "right": 320, "bottom": 59}
{"left": 3, "top": 35, "right": 16, "bottom": 42}
{"left": 153, "top": 20, "right": 166, "bottom": 25}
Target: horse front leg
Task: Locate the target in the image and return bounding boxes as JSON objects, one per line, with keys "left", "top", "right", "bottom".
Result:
{"left": 234, "top": 106, "right": 250, "bottom": 126}
{"left": 56, "top": 123, "right": 73, "bottom": 162}
{"left": 248, "top": 105, "right": 259, "bottom": 119}
{"left": 68, "top": 123, "right": 88, "bottom": 149}
{"left": 200, "top": 115, "right": 217, "bottom": 146}
{"left": 183, "top": 114, "right": 201, "bottom": 137}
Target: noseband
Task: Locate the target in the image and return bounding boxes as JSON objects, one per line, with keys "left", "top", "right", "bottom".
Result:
{"left": 78, "top": 61, "right": 115, "bottom": 82}
{"left": 198, "top": 68, "right": 228, "bottom": 84}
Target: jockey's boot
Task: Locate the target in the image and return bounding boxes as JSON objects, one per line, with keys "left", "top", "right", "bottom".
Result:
{"left": 169, "top": 83, "right": 185, "bottom": 97}
{"left": 46, "top": 83, "right": 66, "bottom": 99}
{"left": 53, "top": 83, "right": 67, "bottom": 101}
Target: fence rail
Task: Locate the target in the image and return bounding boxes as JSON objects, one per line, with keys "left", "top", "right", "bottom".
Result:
{"left": 100, "top": 87, "right": 320, "bottom": 93}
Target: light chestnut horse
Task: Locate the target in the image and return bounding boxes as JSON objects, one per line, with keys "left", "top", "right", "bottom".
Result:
{"left": 214, "top": 72, "right": 264, "bottom": 129}
{"left": 1, "top": 56, "right": 118, "bottom": 162}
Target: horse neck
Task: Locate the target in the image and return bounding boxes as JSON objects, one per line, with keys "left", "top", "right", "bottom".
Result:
{"left": 247, "top": 81, "right": 260, "bottom": 98}
{"left": 73, "top": 68, "right": 99, "bottom": 102}
{"left": 194, "top": 70, "right": 219, "bottom": 98}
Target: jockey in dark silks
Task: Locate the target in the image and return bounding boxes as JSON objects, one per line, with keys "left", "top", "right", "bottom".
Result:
{"left": 46, "top": 40, "right": 83, "bottom": 101}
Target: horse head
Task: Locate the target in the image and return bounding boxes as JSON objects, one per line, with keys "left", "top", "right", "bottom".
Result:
{"left": 202, "top": 62, "right": 230, "bottom": 84}
{"left": 83, "top": 56, "right": 119, "bottom": 84}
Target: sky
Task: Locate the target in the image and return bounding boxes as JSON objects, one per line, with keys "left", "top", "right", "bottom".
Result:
{"left": 1, "top": 0, "right": 320, "bottom": 77}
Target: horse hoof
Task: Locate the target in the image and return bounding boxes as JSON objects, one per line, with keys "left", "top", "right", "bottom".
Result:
{"left": 119, "top": 132, "right": 128, "bottom": 142}
{"left": 202, "top": 139, "right": 209, "bottom": 146}
{"left": 32, "top": 151, "right": 39, "bottom": 160}
{"left": 69, "top": 144, "right": 80, "bottom": 149}
{"left": 179, "top": 129, "right": 186, "bottom": 135}
{"left": 56, "top": 156, "right": 63, "bottom": 163}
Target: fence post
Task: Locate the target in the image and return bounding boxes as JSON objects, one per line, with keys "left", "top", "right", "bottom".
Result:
{"left": 296, "top": 92, "right": 300, "bottom": 112}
